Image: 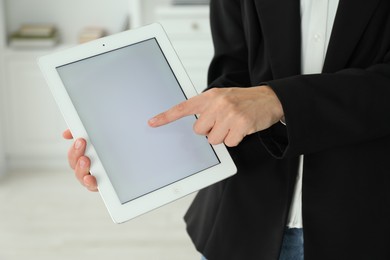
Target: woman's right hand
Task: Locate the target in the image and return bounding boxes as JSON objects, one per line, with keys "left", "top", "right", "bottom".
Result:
{"left": 63, "top": 129, "right": 98, "bottom": 192}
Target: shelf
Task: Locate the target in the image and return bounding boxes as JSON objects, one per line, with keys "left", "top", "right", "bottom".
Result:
{"left": 2, "top": 43, "right": 74, "bottom": 56}
{"left": 2, "top": 0, "right": 129, "bottom": 45}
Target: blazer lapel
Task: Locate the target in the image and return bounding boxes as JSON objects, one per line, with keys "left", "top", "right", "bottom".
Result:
{"left": 254, "top": 0, "right": 301, "bottom": 79}
{"left": 323, "top": 0, "right": 382, "bottom": 72}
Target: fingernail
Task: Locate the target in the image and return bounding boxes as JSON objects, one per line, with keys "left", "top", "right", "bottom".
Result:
{"left": 84, "top": 180, "right": 91, "bottom": 188}
{"left": 79, "top": 159, "right": 87, "bottom": 168}
{"left": 84, "top": 176, "right": 94, "bottom": 189}
{"left": 74, "top": 139, "right": 83, "bottom": 150}
{"left": 148, "top": 117, "right": 158, "bottom": 126}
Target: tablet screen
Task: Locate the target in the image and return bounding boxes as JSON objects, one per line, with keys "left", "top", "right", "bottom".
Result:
{"left": 56, "top": 38, "right": 219, "bottom": 204}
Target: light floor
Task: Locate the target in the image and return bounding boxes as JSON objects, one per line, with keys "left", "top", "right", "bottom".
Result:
{"left": 0, "top": 170, "right": 201, "bottom": 260}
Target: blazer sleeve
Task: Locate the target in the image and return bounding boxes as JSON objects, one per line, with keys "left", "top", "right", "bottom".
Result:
{"left": 261, "top": 55, "right": 390, "bottom": 158}
{"left": 206, "top": 0, "right": 252, "bottom": 89}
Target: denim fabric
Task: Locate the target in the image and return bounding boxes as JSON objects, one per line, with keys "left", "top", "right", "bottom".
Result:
{"left": 201, "top": 228, "right": 304, "bottom": 260}
{"left": 278, "top": 228, "right": 304, "bottom": 260}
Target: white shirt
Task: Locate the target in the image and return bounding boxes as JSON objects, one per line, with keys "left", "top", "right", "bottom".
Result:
{"left": 287, "top": 0, "right": 339, "bottom": 228}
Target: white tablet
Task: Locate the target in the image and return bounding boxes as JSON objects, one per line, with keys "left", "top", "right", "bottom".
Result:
{"left": 38, "top": 23, "right": 236, "bottom": 224}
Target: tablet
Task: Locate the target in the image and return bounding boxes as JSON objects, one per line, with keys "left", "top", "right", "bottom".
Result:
{"left": 38, "top": 23, "right": 236, "bottom": 224}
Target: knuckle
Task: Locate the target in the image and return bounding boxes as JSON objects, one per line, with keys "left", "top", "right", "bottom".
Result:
{"left": 157, "top": 112, "right": 167, "bottom": 122}
{"left": 207, "top": 88, "right": 220, "bottom": 95}
{"left": 193, "top": 122, "right": 206, "bottom": 135}
{"left": 217, "top": 96, "right": 236, "bottom": 113}
{"left": 208, "top": 136, "right": 220, "bottom": 145}
{"left": 224, "top": 139, "right": 238, "bottom": 147}
{"left": 162, "top": 101, "right": 189, "bottom": 123}
{"left": 193, "top": 123, "right": 201, "bottom": 134}
{"left": 68, "top": 139, "right": 86, "bottom": 169}
{"left": 235, "top": 113, "right": 252, "bottom": 128}
{"left": 206, "top": 88, "right": 223, "bottom": 99}
{"left": 175, "top": 102, "right": 186, "bottom": 112}
{"left": 171, "top": 102, "right": 187, "bottom": 117}
{"left": 76, "top": 157, "right": 89, "bottom": 174}
{"left": 224, "top": 139, "right": 239, "bottom": 147}
{"left": 68, "top": 148, "right": 77, "bottom": 169}
{"left": 207, "top": 130, "right": 225, "bottom": 145}
{"left": 207, "top": 135, "right": 216, "bottom": 144}
{"left": 224, "top": 132, "right": 244, "bottom": 147}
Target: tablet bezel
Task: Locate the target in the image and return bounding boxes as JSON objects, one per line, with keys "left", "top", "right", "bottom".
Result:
{"left": 38, "top": 23, "right": 236, "bottom": 224}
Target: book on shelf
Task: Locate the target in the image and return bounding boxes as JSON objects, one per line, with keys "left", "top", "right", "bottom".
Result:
{"left": 18, "top": 24, "right": 56, "bottom": 37}
{"left": 9, "top": 24, "right": 59, "bottom": 49}
{"left": 78, "top": 27, "right": 105, "bottom": 44}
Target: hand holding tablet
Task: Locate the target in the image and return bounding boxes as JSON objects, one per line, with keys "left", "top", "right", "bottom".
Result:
{"left": 39, "top": 23, "right": 236, "bottom": 223}
{"left": 63, "top": 130, "right": 98, "bottom": 192}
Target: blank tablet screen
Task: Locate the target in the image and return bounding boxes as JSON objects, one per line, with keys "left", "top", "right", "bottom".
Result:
{"left": 56, "top": 38, "right": 219, "bottom": 204}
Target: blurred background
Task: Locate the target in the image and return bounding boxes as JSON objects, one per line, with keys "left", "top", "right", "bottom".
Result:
{"left": 0, "top": 0, "right": 212, "bottom": 259}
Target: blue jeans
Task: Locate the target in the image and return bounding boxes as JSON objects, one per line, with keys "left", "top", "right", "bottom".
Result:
{"left": 201, "top": 228, "right": 304, "bottom": 260}
{"left": 278, "top": 228, "right": 304, "bottom": 260}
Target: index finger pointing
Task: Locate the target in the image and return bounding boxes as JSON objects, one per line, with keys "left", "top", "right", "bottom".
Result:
{"left": 148, "top": 96, "right": 200, "bottom": 127}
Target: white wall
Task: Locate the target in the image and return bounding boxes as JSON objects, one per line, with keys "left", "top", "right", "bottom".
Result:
{"left": 0, "top": 56, "right": 5, "bottom": 177}
{"left": 130, "top": 0, "right": 171, "bottom": 27}
{"left": 0, "top": 1, "right": 6, "bottom": 176}
{"left": 0, "top": 122, "right": 6, "bottom": 178}
{"left": 0, "top": 0, "right": 5, "bottom": 47}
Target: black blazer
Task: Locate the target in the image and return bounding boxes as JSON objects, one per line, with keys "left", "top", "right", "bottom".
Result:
{"left": 184, "top": 0, "right": 390, "bottom": 259}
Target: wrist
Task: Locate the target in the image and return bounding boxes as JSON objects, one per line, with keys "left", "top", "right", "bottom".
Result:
{"left": 257, "top": 85, "right": 285, "bottom": 124}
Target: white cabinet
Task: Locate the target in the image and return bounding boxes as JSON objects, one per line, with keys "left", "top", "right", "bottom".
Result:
{"left": 2, "top": 50, "right": 69, "bottom": 169}
{"left": 155, "top": 6, "right": 213, "bottom": 93}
